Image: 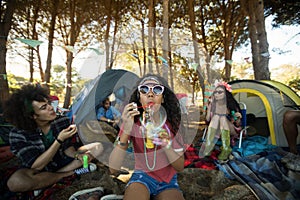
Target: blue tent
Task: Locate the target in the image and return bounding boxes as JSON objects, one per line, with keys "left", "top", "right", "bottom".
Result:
{"left": 68, "top": 69, "right": 140, "bottom": 144}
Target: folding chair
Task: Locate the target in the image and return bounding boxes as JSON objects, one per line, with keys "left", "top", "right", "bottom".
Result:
{"left": 238, "top": 102, "right": 247, "bottom": 148}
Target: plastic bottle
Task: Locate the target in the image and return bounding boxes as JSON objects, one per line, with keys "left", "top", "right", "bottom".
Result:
{"left": 83, "top": 155, "right": 88, "bottom": 168}
{"left": 144, "top": 107, "right": 155, "bottom": 149}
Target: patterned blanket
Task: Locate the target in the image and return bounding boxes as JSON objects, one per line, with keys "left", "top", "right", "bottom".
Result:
{"left": 219, "top": 149, "right": 300, "bottom": 200}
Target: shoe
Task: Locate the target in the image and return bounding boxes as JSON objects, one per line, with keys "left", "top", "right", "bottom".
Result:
{"left": 218, "top": 129, "right": 232, "bottom": 161}
{"left": 100, "top": 194, "right": 124, "bottom": 200}
{"left": 74, "top": 163, "right": 97, "bottom": 175}
{"left": 69, "top": 186, "right": 104, "bottom": 200}
{"left": 33, "top": 189, "right": 42, "bottom": 197}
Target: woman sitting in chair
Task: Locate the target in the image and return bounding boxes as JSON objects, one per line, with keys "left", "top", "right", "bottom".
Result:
{"left": 200, "top": 82, "right": 242, "bottom": 161}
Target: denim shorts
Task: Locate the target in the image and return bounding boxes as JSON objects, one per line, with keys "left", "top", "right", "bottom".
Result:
{"left": 126, "top": 170, "right": 181, "bottom": 196}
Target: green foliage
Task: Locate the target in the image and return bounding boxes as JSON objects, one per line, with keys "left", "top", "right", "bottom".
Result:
{"left": 7, "top": 73, "right": 29, "bottom": 93}
{"left": 287, "top": 78, "right": 300, "bottom": 94}
{"left": 6, "top": 65, "right": 85, "bottom": 104}
{"left": 50, "top": 65, "right": 85, "bottom": 101}
{"left": 264, "top": 0, "right": 300, "bottom": 26}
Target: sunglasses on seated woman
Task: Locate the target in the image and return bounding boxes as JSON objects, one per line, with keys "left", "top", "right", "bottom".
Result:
{"left": 138, "top": 85, "right": 164, "bottom": 95}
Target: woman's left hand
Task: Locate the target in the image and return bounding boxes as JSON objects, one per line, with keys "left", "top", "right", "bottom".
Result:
{"left": 234, "top": 112, "right": 242, "bottom": 119}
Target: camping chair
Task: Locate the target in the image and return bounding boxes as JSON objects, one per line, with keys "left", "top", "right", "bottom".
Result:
{"left": 238, "top": 102, "right": 247, "bottom": 148}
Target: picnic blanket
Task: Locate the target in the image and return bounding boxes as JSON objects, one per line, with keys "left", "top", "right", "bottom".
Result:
{"left": 218, "top": 149, "right": 300, "bottom": 200}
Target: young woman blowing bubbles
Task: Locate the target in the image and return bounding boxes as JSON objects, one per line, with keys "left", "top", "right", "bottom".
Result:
{"left": 109, "top": 74, "right": 185, "bottom": 200}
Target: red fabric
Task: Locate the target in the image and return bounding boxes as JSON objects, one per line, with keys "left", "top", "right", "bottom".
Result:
{"left": 184, "top": 145, "right": 218, "bottom": 170}
{"left": 35, "top": 174, "right": 77, "bottom": 200}
{"left": 49, "top": 95, "right": 59, "bottom": 101}
{"left": 176, "top": 93, "right": 187, "bottom": 99}
{"left": 0, "top": 146, "right": 14, "bottom": 163}
{"left": 184, "top": 146, "right": 200, "bottom": 167}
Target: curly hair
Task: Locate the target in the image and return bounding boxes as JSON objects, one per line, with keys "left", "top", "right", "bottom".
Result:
{"left": 129, "top": 74, "right": 182, "bottom": 135}
{"left": 3, "top": 84, "right": 50, "bottom": 131}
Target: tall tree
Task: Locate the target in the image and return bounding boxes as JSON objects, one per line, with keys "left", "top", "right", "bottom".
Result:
{"left": 241, "top": 0, "right": 270, "bottom": 80}
{"left": 162, "top": 0, "right": 169, "bottom": 80}
{"left": 44, "top": 0, "right": 61, "bottom": 87}
{"left": 0, "top": 0, "right": 16, "bottom": 102}
{"left": 28, "top": 0, "right": 43, "bottom": 82}
{"left": 128, "top": 0, "right": 148, "bottom": 76}
{"left": 147, "top": 0, "right": 155, "bottom": 74}
{"left": 218, "top": 0, "right": 247, "bottom": 81}
{"left": 9, "top": 0, "right": 44, "bottom": 82}
{"left": 104, "top": 0, "right": 112, "bottom": 70}
{"left": 187, "top": 0, "right": 204, "bottom": 98}
{"left": 56, "top": 0, "right": 96, "bottom": 108}
{"left": 264, "top": 0, "right": 300, "bottom": 26}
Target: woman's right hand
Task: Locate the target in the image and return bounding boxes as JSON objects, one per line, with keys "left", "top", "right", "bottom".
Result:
{"left": 121, "top": 103, "right": 140, "bottom": 134}
{"left": 57, "top": 125, "right": 77, "bottom": 142}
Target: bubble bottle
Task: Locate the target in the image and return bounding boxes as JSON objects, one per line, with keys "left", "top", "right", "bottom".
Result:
{"left": 144, "top": 106, "right": 155, "bottom": 149}
{"left": 83, "top": 155, "right": 89, "bottom": 168}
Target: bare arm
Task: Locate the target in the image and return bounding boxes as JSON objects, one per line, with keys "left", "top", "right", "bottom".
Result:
{"left": 109, "top": 103, "right": 139, "bottom": 174}
{"left": 163, "top": 148, "right": 185, "bottom": 172}
{"left": 31, "top": 125, "right": 77, "bottom": 170}
{"left": 206, "top": 99, "right": 213, "bottom": 122}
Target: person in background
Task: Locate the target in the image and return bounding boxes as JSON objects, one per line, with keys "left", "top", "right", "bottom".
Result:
{"left": 199, "top": 82, "right": 242, "bottom": 161}
{"left": 3, "top": 84, "right": 103, "bottom": 193}
{"left": 283, "top": 110, "right": 300, "bottom": 154}
{"left": 96, "top": 97, "right": 121, "bottom": 129}
{"left": 109, "top": 74, "right": 185, "bottom": 200}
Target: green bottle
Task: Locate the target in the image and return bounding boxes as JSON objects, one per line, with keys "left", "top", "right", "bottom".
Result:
{"left": 83, "top": 155, "right": 88, "bottom": 168}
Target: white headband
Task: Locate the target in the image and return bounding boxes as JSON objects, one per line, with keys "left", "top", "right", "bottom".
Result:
{"left": 139, "top": 76, "right": 161, "bottom": 85}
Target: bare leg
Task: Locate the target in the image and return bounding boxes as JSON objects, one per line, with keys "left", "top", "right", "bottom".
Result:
{"left": 8, "top": 142, "right": 103, "bottom": 193}
{"left": 123, "top": 182, "right": 150, "bottom": 200}
{"left": 283, "top": 110, "right": 300, "bottom": 154}
{"left": 78, "top": 142, "right": 103, "bottom": 161}
{"left": 154, "top": 189, "right": 185, "bottom": 200}
{"left": 7, "top": 168, "right": 74, "bottom": 192}
{"left": 58, "top": 142, "right": 103, "bottom": 172}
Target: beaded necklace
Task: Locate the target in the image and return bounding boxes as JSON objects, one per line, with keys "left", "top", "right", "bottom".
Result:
{"left": 139, "top": 111, "right": 163, "bottom": 171}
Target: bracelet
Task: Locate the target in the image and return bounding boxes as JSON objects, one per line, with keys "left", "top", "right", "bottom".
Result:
{"left": 166, "top": 140, "right": 172, "bottom": 149}
{"left": 56, "top": 138, "right": 64, "bottom": 144}
{"left": 117, "top": 140, "right": 127, "bottom": 147}
{"left": 107, "top": 119, "right": 111, "bottom": 123}
{"left": 74, "top": 152, "right": 79, "bottom": 160}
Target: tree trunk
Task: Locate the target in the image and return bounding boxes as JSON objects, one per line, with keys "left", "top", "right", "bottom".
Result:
{"left": 141, "top": 20, "right": 146, "bottom": 76}
{"left": 45, "top": 0, "right": 60, "bottom": 85}
{"left": 153, "top": 11, "right": 159, "bottom": 74}
{"left": 0, "top": 0, "right": 16, "bottom": 103}
{"left": 187, "top": 0, "right": 205, "bottom": 98}
{"left": 63, "top": 0, "right": 75, "bottom": 108}
{"left": 31, "top": 0, "right": 42, "bottom": 82}
{"left": 255, "top": 0, "right": 270, "bottom": 80}
{"left": 132, "top": 42, "right": 142, "bottom": 76}
{"left": 64, "top": 51, "right": 73, "bottom": 108}
{"left": 147, "top": 0, "right": 154, "bottom": 74}
{"left": 162, "top": 0, "right": 169, "bottom": 80}
{"left": 37, "top": 46, "right": 44, "bottom": 82}
{"left": 104, "top": 0, "right": 112, "bottom": 70}
{"left": 242, "top": 0, "right": 270, "bottom": 80}
{"left": 109, "top": 19, "right": 118, "bottom": 69}
{"left": 29, "top": 47, "right": 34, "bottom": 82}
